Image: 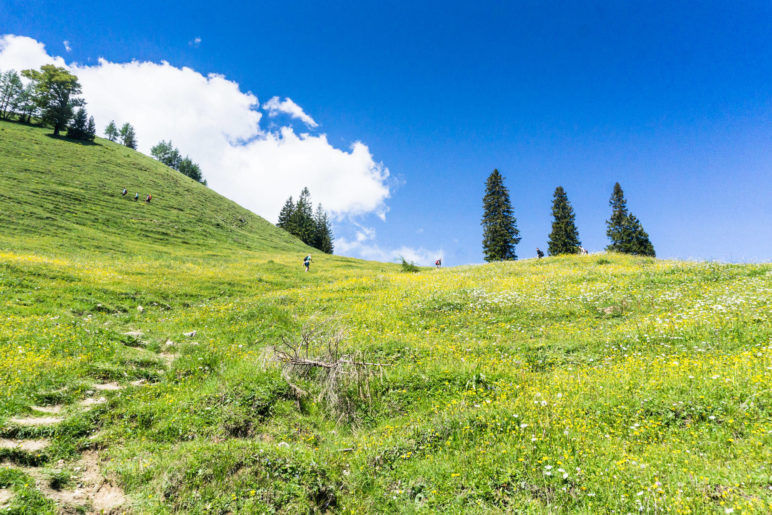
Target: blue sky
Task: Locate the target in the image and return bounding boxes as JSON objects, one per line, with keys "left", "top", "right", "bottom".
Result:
{"left": 1, "top": 1, "right": 771, "bottom": 263}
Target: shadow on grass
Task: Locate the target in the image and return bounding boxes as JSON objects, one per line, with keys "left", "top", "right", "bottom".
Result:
{"left": 45, "top": 133, "right": 102, "bottom": 146}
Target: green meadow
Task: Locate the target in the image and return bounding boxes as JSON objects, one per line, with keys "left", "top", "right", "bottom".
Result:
{"left": 0, "top": 120, "right": 770, "bottom": 513}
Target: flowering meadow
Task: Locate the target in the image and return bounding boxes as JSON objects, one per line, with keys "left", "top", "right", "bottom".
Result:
{"left": 1, "top": 246, "right": 770, "bottom": 513}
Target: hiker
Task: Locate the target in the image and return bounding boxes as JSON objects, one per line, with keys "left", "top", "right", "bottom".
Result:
{"left": 536, "top": 248, "right": 544, "bottom": 259}
{"left": 134, "top": 192, "right": 139, "bottom": 201}
{"left": 579, "top": 246, "right": 588, "bottom": 255}
{"left": 145, "top": 194, "right": 152, "bottom": 203}
{"left": 304, "top": 254, "right": 312, "bottom": 272}
{"left": 435, "top": 258, "right": 442, "bottom": 269}
{"left": 121, "top": 187, "right": 127, "bottom": 196}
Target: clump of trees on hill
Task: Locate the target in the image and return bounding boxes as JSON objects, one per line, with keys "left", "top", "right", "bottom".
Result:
{"left": 277, "top": 188, "right": 334, "bottom": 254}
{"left": 482, "top": 170, "right": 655, "bottom": 259}
{"left": 150, "top": 140, "right": 206, "bottom": 185}
{"left": 103, "top": 120, "right": 137, "bottom": 149}
{"left": 0, "top": 65, "right": 132, "bottom": 145}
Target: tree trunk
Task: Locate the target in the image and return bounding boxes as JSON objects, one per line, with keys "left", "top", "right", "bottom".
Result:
{"left": 53, "top": 123, "right": 60, "bottom": 137}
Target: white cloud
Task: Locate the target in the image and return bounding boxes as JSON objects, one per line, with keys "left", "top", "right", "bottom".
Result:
{"left": 189, "top": 37, "right": 201, "bottom": 48}
{"left": 336, "top": 239, "right": 444, "bottom": 266}
{"left": 263, "top": 96, "right": 318, "bottom": 128}
{"left": 0, "top": 34, "right": 391, "bottom": 223}
{"left": 63, "top": 40, "right": 71, "bottom": 53}
{"left": 335, "top": 225, "right": 442, "bottom": 266}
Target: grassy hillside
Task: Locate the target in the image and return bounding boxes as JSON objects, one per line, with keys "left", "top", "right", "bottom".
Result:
{"left": 0, "top": 120, "right": 304, "bottom": 258}
{"left": 1, "top": 121, "right": 771, "bottom": 513}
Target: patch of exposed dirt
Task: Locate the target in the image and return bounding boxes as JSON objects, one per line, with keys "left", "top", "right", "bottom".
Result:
{"left": 79, "top": 397, "right": 106, "bottom": 407}
{"left": 92, "top": 383, "right": 123, "bottom": 392}
{"left": 0, "top": 487, "right": 12, "bottom": 506}
{"left": 8, "top": 416, "right": 63, "bottom": 426}
{"left": 0, "top": 438, "right": 50, "bottom": 452}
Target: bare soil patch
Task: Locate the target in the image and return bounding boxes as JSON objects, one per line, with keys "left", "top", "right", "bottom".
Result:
{"left": 8, "top": 416, "right": 62, "bottom": 426}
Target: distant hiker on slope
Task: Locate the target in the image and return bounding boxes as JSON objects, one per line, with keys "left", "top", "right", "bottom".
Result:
{"left": 121, "top": 187, "right": 127, "bottom": 196}
{"left": 579, "top": 246, "right": 588, "bottom": 255}
{"left": 145, "top": 194, "right": 152, "bottom": 203}
{"left": 134, "top": 193, "right": 139, "bottom": 201}
{"left": 536, "top": 248, "right": 544, "bottom": 259}
{"left": 304, "top": 254, "right": 312, "bottom": 272}
{"left": 435, "top": 258, "right": 442, "bottom": 269}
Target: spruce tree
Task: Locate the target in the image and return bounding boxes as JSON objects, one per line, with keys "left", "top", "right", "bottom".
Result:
{"left": 606, "top": 182, "right": 629, "bottom": 252}
{"left": 313, "top": 203, "right": 334, "bottom": 254}
{"left": 66, "top": 107, "right": 88, "bottom": 140}
{"left": 277, "top": 196, "right": 295, "bottom": 230}
{"left": 547, "top": 186, "right": 581, "bottom": 255}
{"left": 605, "top": 182, "right": 655, "bottom": 256}
{"left": 626, "top": 214, "right": 655, "bottom": 256}
{"left": 291, "top": 188, "right": 315, "bottom": 245}
{"left": 481, "top": 169, "right": 520, "bottom": 261}
{"left": 86, "top": 116, "right": 96, "bottom": 141}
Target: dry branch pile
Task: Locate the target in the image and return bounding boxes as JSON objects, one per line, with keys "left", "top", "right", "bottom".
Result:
{"left": 273, "top": 323, "right": 389, "bottom": 422}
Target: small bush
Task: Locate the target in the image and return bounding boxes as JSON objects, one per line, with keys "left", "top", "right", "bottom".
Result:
{"left": 400, "top": 257, "right": 419, "bottom": 273}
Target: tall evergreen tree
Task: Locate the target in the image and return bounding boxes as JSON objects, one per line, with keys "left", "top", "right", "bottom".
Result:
{"left": 313, "top": 203, "right": 334, "bottom": 254}
{"left": 481, "top": 169, "right": 520, "bottom": 261}
{"left": 290, "top": 187, "right": 316, "bottom": 245}
{"left": 66, "top": 107, "right": 88, "bottom": 139}
{"left": 606, "top": 182, "right": 629, "bottom": 252}
{"left": 104, "top": 120, "right": 119, "bottom": 142}
{"left": 547, "top": 186, "right": 581, "bottom": 255}
{"left": 86, "top": 116, "right": 96, "bottom": 141}
{"left": 277, "top": 196, "right": 295, "bottom": 230}
{"left": 605, "top": 182, "right": 655, "bottom": 256}
{"left": 119, "top": 123, "right": 137, "bottom": 149}
{"left": 21, "top": 65, "right": 84, "bottom": 136}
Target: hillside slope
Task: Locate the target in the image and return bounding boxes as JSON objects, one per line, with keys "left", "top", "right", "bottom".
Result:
{"left": 0, "top": 120, "right": 304, "bottom": 257}
{"left": 0, "top": 120, "right": 770, "bottom": 514}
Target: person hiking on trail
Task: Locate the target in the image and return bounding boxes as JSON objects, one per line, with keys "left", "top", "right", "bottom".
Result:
{"left": 134, "top": 192, "right": 139, "bottom": 201}
{"left": 121, "top": 187, "right": 127, "bottom": 196}
{"left": 435, "top": 258, "right": 442, "bottom": 269}
{"left": 304, "top": 254, "right": 312, "bottom": 272}
{"left": 145, "top": 194, "right": 152, "bottom": 203}
{"left": 536, "top": 248, "right": 544, "bottom": 259}
{"left": 579, "top": 246, "right": 588, "bottom": 255}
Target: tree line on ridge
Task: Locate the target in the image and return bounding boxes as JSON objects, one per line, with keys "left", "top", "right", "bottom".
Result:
{"left": 482, "top": 169, "right": 655, "bottom": 261}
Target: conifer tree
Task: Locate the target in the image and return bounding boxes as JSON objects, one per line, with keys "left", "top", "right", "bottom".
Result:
{"left": 313, "top": 203, "right": 334, "bottom": 254}
{"left": 66, "top": 107, "right": 88, "bottom": 140}
{"left": 606, "top": 182, "right": 629, "bottom": 252}
{"left": 547, "top": 186, "right": 581, "bottom": 255}
{"left": 290, "top": 187, "right": 316, "bottom": 245}
{"left": 481, "top": 169, "right": 520, "bottom": 261}
{"left": 626, "top": 214, "right": 655, "bottom": 256}
{"left": 104, "top": 120, "right": 119, "bottom": 142}
{"left": 86, "top": 116, "right": 96, "bottom": 141}
{"left": 277, "top": 196, "right": 295, "bottom": 231}
{"left": 605, "top": 182, "right": 655, "bottom": 256}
